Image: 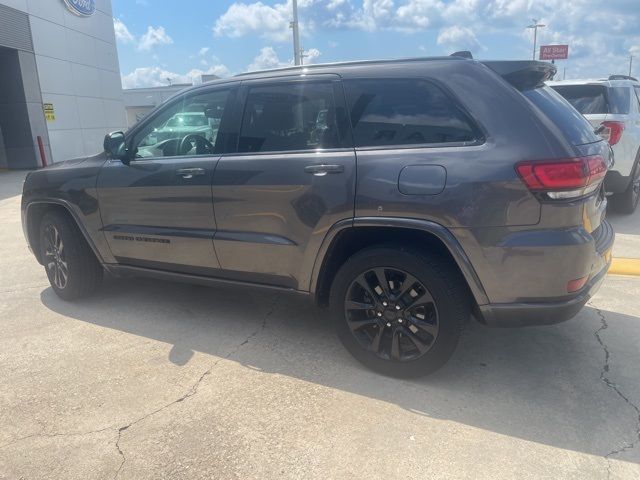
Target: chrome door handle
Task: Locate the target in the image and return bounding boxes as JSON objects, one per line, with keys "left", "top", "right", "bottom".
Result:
{"left": 176, "top": 168, "right": 205, "bottom": 179}
{"left": 304, "top": 164, "right": 345, "bottom": 176}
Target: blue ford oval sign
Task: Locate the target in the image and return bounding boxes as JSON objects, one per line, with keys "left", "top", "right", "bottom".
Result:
{"left": 63, "top": 0, "right": 96, "bottom": 17}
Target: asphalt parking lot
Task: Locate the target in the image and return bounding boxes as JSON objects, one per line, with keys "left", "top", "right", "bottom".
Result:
{"left": 1, "top": 170, "right": 639, "bottom": 480}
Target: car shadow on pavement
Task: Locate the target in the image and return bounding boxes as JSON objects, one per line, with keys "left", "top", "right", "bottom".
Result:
{"left": 607, "top": 209, "right": 640, "bottom": 236}
{"left": 40, "top": 275, "right": 640, "bottom": 464}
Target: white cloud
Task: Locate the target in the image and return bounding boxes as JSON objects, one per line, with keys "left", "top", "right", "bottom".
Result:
{"left": 214, "top": 2, "right": 292, "bottom": 42}
{"left": 437, "top": 26, "right": 482, "bottom": 53}
{"left": 248, "top": 46, "right": 291, "bottom": 71}
{"left": 113, "top": 18, "right": 135, "bottom": 44}
{"left": 138, "top": 26, "right": 173, "bottom": 51}
{"left": 304, "top": 47, "right": 322, "bottom": 64}
{"left": 198, "top": 47, "right": 210, "bottom": 56}
{"left": 121, "top": 64, "right": 230, "bottom": 89}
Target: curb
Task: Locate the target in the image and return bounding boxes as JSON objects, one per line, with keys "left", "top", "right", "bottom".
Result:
{"left": 609, "top": 258, "right": 640, "bottom": 277}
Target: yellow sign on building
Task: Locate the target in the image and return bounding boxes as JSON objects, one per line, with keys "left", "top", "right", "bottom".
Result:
{"left": 43, "top": 103, "right": 55, "bottom": 122}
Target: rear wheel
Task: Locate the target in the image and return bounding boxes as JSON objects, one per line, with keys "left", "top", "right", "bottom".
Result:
{"left": 330, "top": 246, "right": 469, "bottom": 378}
{"left": 39, "top": 211, "right": 103, "bottom": 300}
{"left": 611, "top": 160, "right": 640, "bottom": 214}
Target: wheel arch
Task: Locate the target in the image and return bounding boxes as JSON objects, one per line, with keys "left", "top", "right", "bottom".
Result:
{"left": 25, "top": 201, "right": 103, "bottom": 266}
{"left": 311, "top": 217, "right": 489, "bottom": 309}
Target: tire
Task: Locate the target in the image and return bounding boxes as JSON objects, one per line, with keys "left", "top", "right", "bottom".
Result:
{"left": 329, "top": 245, "right": 470, "bottom": 378}
{"left": 39, "top": 211, "right": 103, "bottom": 300}
{"left": 611, "top": 160, "right": 640, "bottom": 215}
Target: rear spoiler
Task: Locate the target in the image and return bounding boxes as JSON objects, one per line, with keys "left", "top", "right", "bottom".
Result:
{"left": 482, "top": 61, "right": 557, "bottom": 91}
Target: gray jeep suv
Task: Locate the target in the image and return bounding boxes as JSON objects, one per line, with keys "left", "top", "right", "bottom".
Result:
{"left": 21, "top": 56, "right": 614, "bottom": 377}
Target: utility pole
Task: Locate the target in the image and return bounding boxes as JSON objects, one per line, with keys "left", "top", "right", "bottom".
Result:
{"left": 630, "top": 55, "right": 634, "bottom": 77}
{"left": 290, "top": 0, "right": 301, "bottom": 66}
{"left": 527, "top": 19, "right": 546, "bottom": 60}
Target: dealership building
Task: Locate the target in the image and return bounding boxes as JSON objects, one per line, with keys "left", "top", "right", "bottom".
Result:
{"left": 0, "top": 0, "right": 125, "bottom": 169}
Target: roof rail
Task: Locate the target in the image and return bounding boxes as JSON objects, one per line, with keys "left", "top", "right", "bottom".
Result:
{"left": 234, "top": 56, "right": 464, "bottom": 77}
{"left": 608, "top": 74, "right": 638, "bottom": 82}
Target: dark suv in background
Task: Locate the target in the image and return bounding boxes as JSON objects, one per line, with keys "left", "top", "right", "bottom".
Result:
{"left": 22, "top": 56, "right": 614, "bottom": 377}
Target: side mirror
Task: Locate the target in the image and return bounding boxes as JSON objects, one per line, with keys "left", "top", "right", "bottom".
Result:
{"left": 103, "top": 131, "right": 128, "bottom": 162}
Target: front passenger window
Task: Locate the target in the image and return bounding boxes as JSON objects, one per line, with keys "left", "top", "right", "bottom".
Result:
{"left": 133, "top": 89, "right": 232, "bottom": 159}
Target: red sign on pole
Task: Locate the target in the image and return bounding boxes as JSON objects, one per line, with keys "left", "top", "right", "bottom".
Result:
{"left": 540, "top": 45, "right": 569, "bottom": 60}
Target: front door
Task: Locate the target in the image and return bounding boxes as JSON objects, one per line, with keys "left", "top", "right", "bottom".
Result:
{"left": 212, "top": 76, "right": 356, "bottom": 289}
{"left": 97, "top": 86, "right": 235, "bottom": 274}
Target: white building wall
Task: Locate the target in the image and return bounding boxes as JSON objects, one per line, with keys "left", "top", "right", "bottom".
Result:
{"left": 1, "top": 0, "right": 125, "bottom": 163}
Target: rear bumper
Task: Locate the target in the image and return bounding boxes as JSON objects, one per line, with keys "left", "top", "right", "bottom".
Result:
{"left": 478, "top": 220, "right": 614, "bottom": 327}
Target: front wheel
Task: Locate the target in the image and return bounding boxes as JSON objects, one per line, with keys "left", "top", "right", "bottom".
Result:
{"left": 330, "top": 246, "right": 470, "bottom": 378}
{"left": 39, "top": 211, "right": 103, "bottom": 301}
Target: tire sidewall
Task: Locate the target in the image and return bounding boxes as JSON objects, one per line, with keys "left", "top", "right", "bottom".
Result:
{"left": 330, "top": 247, "right": 466, "bottom": 378}
{"left": 39, "top": 212, "right": 101, "bottom": 300}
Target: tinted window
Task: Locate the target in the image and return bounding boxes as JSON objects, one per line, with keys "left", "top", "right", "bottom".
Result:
{"left": 238, "top": 82, "right": 340, "bottom": 153}
{"left": 523, "top": 86, "right": 600, "bottom": 146}
{"left": 166, "top": 114, "right": 208, "bottom": 127}
{"left": 608, "top": 87, "right": 631, "bottom": 114}
{"left": 133, "top": 88, "right": 232, "bottom": 158}
{"left": 551, "top": 85, "right": 608, "bottom": 114}
{"left": 551, "top": 84, "right": 630, "bottom": 114}
{"left": 345, "top": 79, "right": 478, "bottom": 148}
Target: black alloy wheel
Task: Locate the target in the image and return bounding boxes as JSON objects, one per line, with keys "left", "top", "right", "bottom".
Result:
{"left": 344, "top": 267, "right": 439, "bottom": 362}
{"left": 43, "top": 224, "right": 69, "bottom": 290}
{"left": 330, "top": 246, "right": 469, "bottom": 378}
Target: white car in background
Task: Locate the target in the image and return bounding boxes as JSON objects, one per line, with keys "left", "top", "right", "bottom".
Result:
{"left": 548, "top": 76, "right": 640, "bottom": 213}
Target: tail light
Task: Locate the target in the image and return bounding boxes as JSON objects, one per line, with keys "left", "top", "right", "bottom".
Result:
{"left": 516, "top": 155, "right": 607, "bottom": 200}
{"left": 567, "top": 276, "right": 589, "bottom": 293}
{"left": 599, "top": 121, "right": 625, "bottom": 146}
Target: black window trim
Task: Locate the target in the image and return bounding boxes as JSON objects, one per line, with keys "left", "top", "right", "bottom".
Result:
{"left": 229, "top": 74, "right": 354, "bottom": 157}
{"left": 344, "top": 76, "right": 487, "bottom": 152}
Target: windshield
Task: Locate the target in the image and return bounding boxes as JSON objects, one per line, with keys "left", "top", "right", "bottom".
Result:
{"left": 165, "top": 114, "right": 208, "bottom": 127}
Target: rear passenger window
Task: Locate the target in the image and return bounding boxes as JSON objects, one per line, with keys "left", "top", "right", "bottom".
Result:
{"left": 238, "top": 82, "right": 341, "bottom": 153}
{"left": 345, "top": 79, "right": 479, "bottom": 148}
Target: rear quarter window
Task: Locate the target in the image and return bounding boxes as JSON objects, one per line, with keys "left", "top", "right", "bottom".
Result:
{"left": 345, "top": 78, "right": 481, "bottom": 148}
{"left": 523, "top": 86, "right": 600, "bottom": 146}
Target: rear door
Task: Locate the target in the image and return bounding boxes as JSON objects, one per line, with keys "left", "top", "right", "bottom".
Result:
{"left": 212, "top": 75, "right": 355, "bottom": 289}
{"left": 97, "top": 85, "right": 236, "bottom": 274}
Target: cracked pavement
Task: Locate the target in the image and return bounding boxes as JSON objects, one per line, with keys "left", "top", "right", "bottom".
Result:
{"left": 1, "top": 170, "right": 640, "bottom": 479}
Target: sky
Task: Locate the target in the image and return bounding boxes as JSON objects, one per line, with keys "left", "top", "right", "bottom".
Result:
{"left": 112, "top": 0, "right": 640, "bottom": 89}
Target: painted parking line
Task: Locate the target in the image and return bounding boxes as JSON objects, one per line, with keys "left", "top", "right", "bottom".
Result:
{"left": 609, "top": 258, "right": 640, "bottom": 277}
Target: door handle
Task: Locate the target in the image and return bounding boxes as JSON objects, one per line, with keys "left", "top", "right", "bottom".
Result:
{"left": 176, "top": 168, "right": 205, "bottom": 179}
{"left": 304, "top": 164, "right": 345, "bottom": 176}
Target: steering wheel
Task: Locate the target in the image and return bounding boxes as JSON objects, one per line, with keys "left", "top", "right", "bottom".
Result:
{"left": 178, "top": 134, "right": 214, "bottom": 155}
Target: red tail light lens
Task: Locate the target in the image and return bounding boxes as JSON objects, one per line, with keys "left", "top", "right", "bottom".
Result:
{"left": 516, "top": 155, "right": 607, "bottom": 199}
{"left": 567, "top": 276, "right": 589, "bottom": 293}
{"left": 599, "top": 121, "right": 625, "bottom": 146}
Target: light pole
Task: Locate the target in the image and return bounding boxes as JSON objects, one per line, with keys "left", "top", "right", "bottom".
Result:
{"left": 527, "top": 19, "right": 545, "bottom": 60}
{"left": 290, "top": 0, "right": 301, "bottom": 66}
